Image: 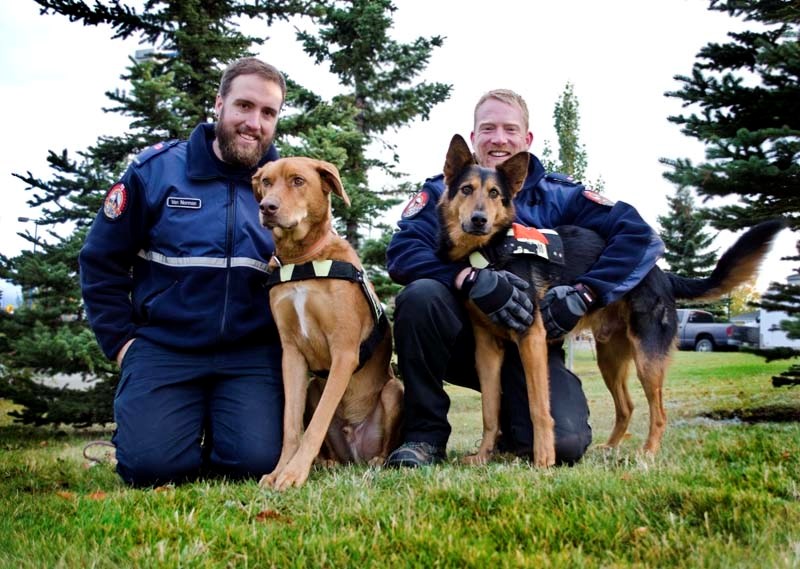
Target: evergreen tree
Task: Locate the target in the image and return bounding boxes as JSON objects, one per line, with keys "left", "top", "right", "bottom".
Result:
{"left": 0, "top": 0, "right": 312, "bottom": 426}
{"left": 658, "top": 186, "right": 718, "bottom": 278}
{"left": 292, "top": 0, "right": 450, "bottom": 249}
{"left": 540, "top": 82, "right": 605, "bottom": 192}
{"left": 0, "top": 0, "right": 449, "bottom": 425}
{"left": 288, "top": 0, "right": 450, "bottom": 301}
{"left": 657, "top": 186, "right": 729, "bottom": 317}
{"left": 662, "top": 0, "right": 800, "bottom": 382}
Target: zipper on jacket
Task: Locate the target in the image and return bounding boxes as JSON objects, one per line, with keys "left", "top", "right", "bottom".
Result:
{"left": 219, "top": 181, "right": 235, "bottom": 337}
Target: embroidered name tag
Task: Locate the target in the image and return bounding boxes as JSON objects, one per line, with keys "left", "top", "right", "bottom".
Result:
{"left": 167, "top": 197, "right": 202, "bottom": 209}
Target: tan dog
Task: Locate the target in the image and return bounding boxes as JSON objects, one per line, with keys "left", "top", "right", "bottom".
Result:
{"left": 252, "top": 157, "right": 403, "bottom": 490}
{"left": 437, "top": 134, "right": 783, "bottom": 466}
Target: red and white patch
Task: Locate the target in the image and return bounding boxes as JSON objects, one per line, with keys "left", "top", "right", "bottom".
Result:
{"left": 401, "top": 191, "right": 429, "bottom": 219}
{"left": 512, "top": 222, "right": 549, "bottom": 244}
{"left": 582, "top": 189, "right": 615, "bottom": 206}
{"left": 103, "top": 183, "right": 128, "bottom": 220}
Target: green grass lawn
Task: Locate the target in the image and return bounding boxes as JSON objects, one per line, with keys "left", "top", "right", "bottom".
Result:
{"left": 1, "top": 350, "right": 799, "bottom": 568}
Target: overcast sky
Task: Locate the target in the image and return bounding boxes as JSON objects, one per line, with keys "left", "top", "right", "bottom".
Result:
{"left": 1, "top": 0, "right": 796, "bottom": 305}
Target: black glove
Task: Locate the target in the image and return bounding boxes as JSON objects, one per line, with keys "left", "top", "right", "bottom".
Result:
{"left": 540, "top": 283, "right": 596, "bottom": 340}
{"left": 461, "top": 268, "right": 534, "bottom": 333}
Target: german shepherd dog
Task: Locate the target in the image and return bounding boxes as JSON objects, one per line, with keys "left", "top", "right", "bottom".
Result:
{"left": 438, "top": 134, "right": 783, "bottom": 467}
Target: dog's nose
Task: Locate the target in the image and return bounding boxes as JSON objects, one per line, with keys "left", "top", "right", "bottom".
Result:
{"left": 471, "top": 211, "right": 487, "bottom": 228}
{"left": 260, "top": 199, "right": 279, "bottom": 216}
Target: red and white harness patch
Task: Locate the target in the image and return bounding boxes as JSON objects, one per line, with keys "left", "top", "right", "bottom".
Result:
{"left": 511, "top": 223, "right": 550, "bottom": 244}
{"left": 401, "top": 191, "right": 429, "bottom": 219}
{"left": 103, "top": 183, "right": 128, "bottom": 220}
{"left": 582, "top": 189, "right": 615, "bottom": 206}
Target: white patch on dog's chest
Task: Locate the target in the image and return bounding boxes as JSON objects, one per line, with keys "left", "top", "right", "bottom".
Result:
{"left": 272, "top": 284, "right": 313, "bottom": 339}
{"left": 290, "top": 285, "right": 311, "bottom": 338}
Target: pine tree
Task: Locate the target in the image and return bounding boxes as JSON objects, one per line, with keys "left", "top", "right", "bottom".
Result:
{"left": 658, "top": 187, "right": 718, "bottom": 278}
{"left": 0, "top": 0, "right": 312, "bottom": 426}
{"left": 0, "top": 0, "right": 449, "bottom": 425}
{"left": 657, "top": 186, "right": 728, "bottom": 317}
{"left": 291, "top": 0, "right": 450, "bottom": 248}
{"left": 662, "top": 0, "right": 800, "bottom": 383}
{"left": 288, "top": 0, "right": 450, "bottom": 301}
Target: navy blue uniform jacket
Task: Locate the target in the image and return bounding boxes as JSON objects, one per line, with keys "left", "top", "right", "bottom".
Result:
{"left": 79, "top": 123, "right": 279, "bottom": 360}
{"left": 386, "top": 153, "right": 664, "bottom": 305}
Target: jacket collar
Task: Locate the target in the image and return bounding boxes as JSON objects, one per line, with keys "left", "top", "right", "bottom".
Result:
{"left": 522, "top": 152, "right": 547, "bottom": 191}
{"left": 185, "top": 123, "right": 279, "bottom": 181}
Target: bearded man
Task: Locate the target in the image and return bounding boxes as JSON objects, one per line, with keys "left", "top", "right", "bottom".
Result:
{"left": 80, "top": 58, "right": 287, "bottom": 487}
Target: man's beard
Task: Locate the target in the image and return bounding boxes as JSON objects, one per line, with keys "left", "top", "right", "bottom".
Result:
{"left": 214, "top": 116, "right": 272, "bottom": 169}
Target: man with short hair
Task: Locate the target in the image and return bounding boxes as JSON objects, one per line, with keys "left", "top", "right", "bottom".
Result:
{"left": 80, "top": 57, "right": 287, "bottom": 486}
{"left": 385, "top": 88, "right": 663, "bottom": 467}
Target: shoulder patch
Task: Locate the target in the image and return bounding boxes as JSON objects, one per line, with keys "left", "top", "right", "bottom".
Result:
{"left": 401, "top": 191, "right": 430, "bottom": 219}
{"left": 581, "top": 189, "right": 616, "bottom": 207}
{"left": 132, "top": 140, "right": 179, "bottom": 167}
{"left": 103, "top": 182, "right": 128, "bottom": 220}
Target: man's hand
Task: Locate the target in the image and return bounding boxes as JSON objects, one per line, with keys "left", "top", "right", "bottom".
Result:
{"left": 116, "top": 338, "right": 136, "bottom": 367}
{"left": 461, "top": 268, "right": 533, "bottom": 333}
{"left": 540, "top": 284, "right": 596, "bottom": 340}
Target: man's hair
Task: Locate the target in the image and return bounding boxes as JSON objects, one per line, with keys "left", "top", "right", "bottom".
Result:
{"left": 473, "top": 89, "right": 530, "bottom": 131}
{"left": 218, "top": 57, "right": 287, "bottom": 106}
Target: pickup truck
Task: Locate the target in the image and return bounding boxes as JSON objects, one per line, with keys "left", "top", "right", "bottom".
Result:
{"left": 675, "top": 309, "right": 741, "bottom": 352}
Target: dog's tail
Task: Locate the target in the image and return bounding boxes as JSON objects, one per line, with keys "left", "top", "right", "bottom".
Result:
{"left": 668, "top": 219, "right": 786, "bottom": 301}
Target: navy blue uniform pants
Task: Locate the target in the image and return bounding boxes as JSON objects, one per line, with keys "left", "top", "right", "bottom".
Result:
{"left": 113, "top": 338, "right": 284, "bottom": 487}
{"left": 394, "top": 279, "right": 592, "bottom": 464}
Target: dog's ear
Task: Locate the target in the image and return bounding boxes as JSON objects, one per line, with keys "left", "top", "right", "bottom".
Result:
{"left": 443, "top": 134, "right": 476, "bottom": 187}
{"left": 251, "top": 166, "right": 266, "bottom": 201}
{"left": 316, "top": 160, "right": 351, "bottom": 207}
{"left": 496, "top": 152, "right": 530, "bottom": 198}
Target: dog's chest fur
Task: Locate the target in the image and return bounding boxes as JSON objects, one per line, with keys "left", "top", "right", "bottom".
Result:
{"left": 270, "top": 283, "right": 333, "bottom": 368}
{"left": 276, "top": 284, "right": 313, "bottom": 338}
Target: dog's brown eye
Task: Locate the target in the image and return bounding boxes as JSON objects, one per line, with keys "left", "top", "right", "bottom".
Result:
{"left": 460, "top": 185, "right": 473, "bottom": 196}
{"left": 262, "top": 179, "right": 272, "bottom": 188}
{"left": 488, "top": 188, "right": 500, "bottom": 199}
{"left": 291, "top": 176, "right": 305, "bottom": 187}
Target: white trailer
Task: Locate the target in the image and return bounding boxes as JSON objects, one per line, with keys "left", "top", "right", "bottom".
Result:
{"left": 756, "top": 308, "right": 800, "bottom": 349}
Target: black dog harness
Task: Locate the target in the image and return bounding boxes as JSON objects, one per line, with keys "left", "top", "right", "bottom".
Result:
{"left": 266, "top": 260, "right": 388, "bottom": 377}
{"left": 469, "top": 223, "right": 566, "bottom": 268}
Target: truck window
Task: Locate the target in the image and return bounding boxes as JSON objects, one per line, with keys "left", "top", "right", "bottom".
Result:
{"left": 689, "top": 312, "right": 714, "bottom": 323}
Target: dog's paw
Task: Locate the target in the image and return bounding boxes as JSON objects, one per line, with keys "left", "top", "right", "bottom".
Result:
{"left": 313, "top": 457, "right": 338, "bottom": 469}
{"left": 532, "top": 455, "right": 555, "bottom": 468}
{"left": 272, "top": 469, "right": 309, "bottom": 491}
{"left": 367, "top": 456, "right": 386, "bottom": 467}
{"left": 269, "top": 457, "right": 314, "bottom": 491}
{"left": 258, "top": 473, "right": 276, "bottom": 488}
{"left": 532, "top": 443, "right": 556, "bottom": 468}
{"left": 462, "top": 452, "right": 491, "bottom": 466}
